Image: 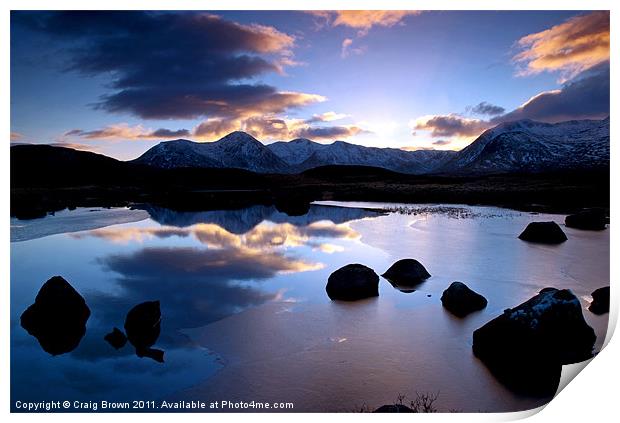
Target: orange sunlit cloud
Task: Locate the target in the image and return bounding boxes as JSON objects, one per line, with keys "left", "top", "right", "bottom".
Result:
{"left": 333, "top": 10, "right": 421, "bottom": 34}
{"left": 310, "top": 10, "right": 421, "bottom": 35}
{"left": 10, "top": 132, "right": 23, "bottom": 141}
{"left": 193, "top": 115, "right": 366, "bottom": 142}
{"left": 514, "top": 11, "right": 609, "bottom": 81}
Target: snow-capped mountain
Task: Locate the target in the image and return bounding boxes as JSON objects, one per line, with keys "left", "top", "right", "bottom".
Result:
{"left": 268, "top": 139, "right": 455, "bottom": 173}
{"left": 439, "top": 117, "right": 609, "bottom": 174}
{"left": 133, "top": 117, "right": 609, "bottom": 175}
{"left": 132, "top": 131, "right": 290, "bottom": 173}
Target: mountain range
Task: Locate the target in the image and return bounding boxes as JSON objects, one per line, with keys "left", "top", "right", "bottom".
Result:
{"left": 132, "top": 117, "right": 609, "bottom": 175}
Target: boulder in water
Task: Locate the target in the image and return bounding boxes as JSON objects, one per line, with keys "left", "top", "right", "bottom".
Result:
{"left": 374, "top": 404, "right": 414, "bottom": 413}
{"left": 124, "top": 301, "right": 164, "bottom": 362}
{"left": 589, "top": 286, "right": 610, "bottom": 315}
{"left": 104, "top": 327, "right": 128, "bottom": 349}
{"left": 518, "top": 221, "right": 567, "bottom": 244}
{"left": 20, "top": 276, "right": 90, "bottom": 356}
{"left": 326, "top": 264, "right": 379, "bottom": 301}
{"left": 382, "top": 259, "right": 431, "bottom": 288}
{"left": 473, "top": 288, "right": 595, "bottom": 396}
{"left": 441, "top": 282, "right": 487, "bottom": 317}
{"left": 565, "top": 209, "right": 607, "bottom": 231}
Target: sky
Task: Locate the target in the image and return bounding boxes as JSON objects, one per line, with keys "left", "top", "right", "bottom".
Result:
{"left": 10, "top": 10, "right": 610, "bottom": 160}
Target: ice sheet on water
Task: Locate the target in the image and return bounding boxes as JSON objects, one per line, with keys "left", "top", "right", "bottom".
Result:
{"left": 10, "top": 207, "right": 149, "bottom": 242}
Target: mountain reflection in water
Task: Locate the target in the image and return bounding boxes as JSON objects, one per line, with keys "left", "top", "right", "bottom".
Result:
{"left": 11, "top": 203, "right": 381, "bottom": 404}
{"left": 10, "top": 202, "right": 609, "bottom": 412}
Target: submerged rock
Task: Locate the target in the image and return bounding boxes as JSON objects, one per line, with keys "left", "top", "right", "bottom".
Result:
{"left": 326, "top": 264, "right": 379, "bottom": 301}
{"left": 473, "top": 288, "right": 595, "bottom": 396}
{"left": 104, "top": 327, "right": 128, "bottom": 349}
{"left": 565, "top": 208, "right": 607, "bottom": 231}
{"left": 518, "top": 221, "right": 567, "bottom": 244}
{"left": 589, "top": 286, "right": 610, "bottom": 315}
{"left": 20, "top": 276, "right": 91, "bottom": 355}
{"left": 374, "top": 404, "right": 414, "bottom": 413}
{"left": 441, "top": 282, "right": 487, "bottom": 317}
{"left": 382, "top": 259, "right": 431, "bottom": 288}
{"left": 124, "top": 301, "right": 164, "bottom": 362}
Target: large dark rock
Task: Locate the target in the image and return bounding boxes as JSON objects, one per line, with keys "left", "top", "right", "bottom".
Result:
{"left": 124, "top": 301, "right": 164, "bottom": 362}
{"left": 518, "top": 221, "right": 567, "bottom": 244}
{"left": 104, "top": 327, "right": 127, "bottom": 349}
{"left": 441, "top": 282, "right": 487, "bottom": 317}
{"left": 589, "top": 286, "right": 610, "bottom": 315}
{"left": 374, "top": 404, "right": 414, "bottom": 413}
{"left": 565, "top": 208, "right": 607, "bottom": 231}
{"left": 473, "top": 288, "right": 595, "bottom": 396}
{"left": 326, "top": 264, "right": 379, "bottom": 301}
{"left": 20, "top": 276, "right": 91, "bottom": 355}
{"left": 382, "top": 259, "right": 431, "bottom": 289}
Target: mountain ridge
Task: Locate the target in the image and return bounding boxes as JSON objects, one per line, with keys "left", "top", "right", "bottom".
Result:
{"left": 28, "top": 117, "right": 610, "bottom": 176}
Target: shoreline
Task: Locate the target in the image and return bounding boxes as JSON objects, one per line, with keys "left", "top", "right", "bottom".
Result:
{"left": 11, "top": 169, "right": 610, "bottom": 220}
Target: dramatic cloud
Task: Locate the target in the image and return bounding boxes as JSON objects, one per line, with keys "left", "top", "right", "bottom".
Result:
{"left": 498, "top": 62, "right": 609, "bottom": 123}
{"left": 514, "top": 11, "right": 609, "bottom": 81}
{"left": 432, "top": 140, "right": 451, "bottom": 146}
{"left": 413, "top": 62, "right": 609, "bottom": 142}
{"left": 412, "top": 114, "right": 490, "bottom": 138}
{"left": 65, "top": 124, "right": 190, "bottom": 140}
{"left": 413, "top": 13, "right": 609, "bottom": 145}
{"left": 468, "top": 102, "right": 505, "bottom": 116}
{"left": 14, "top": 11, "right": 324, "bottom": 121}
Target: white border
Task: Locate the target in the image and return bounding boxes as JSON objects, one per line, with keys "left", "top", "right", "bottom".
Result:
{"left": 3, "top": 1, "right": 617, "bottom": 422}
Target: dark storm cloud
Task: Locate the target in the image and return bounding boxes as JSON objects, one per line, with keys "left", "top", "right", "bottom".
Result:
{"left": 65, "top": 126, "right": 191, "bottom": 140}
{"left": 295, "top": 125, "right": 367, "bottom": 140}
{"left": 149, "top": 128, "right": 191, "bottom": 138}
{"left": 413, "top": 114, "right": 489, "bottom": 138}
{"left": 495, "top": 62, "right": 610, "bottom": 123}
{"left": 415, "top": 62, "right": 609, "bottom": 138}
{"left": 468, "top": 102, "right": 505, "bottom": 116}
{"left": 12, "top": 11, "right": 323, "bottom": 120}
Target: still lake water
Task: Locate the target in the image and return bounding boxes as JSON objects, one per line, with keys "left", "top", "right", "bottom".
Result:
{"left": 10, "top": 202, "right": 609, "bottom": 412}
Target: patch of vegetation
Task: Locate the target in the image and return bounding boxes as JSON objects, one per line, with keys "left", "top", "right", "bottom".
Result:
{"left": 358, "top": 391, "right": 442, "bottom": 413}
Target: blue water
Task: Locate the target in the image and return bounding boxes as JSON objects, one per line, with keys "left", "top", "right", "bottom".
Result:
{"left": 10, "top": 203, "right": 610, "bottom": 412}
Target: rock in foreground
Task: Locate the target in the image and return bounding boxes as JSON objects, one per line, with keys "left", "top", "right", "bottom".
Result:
{"left": 104, "top": 327, "right": 128, "bottom": 349}
{"left": 382, "top": 259, "right": 431, "bottom": 288}
{"left": 20, "top": 276, "right": 91, "bottom": 355}
{"left": 565, "top": 208, "right": 607, "bottom": 231}
{"left": 124, "top": 301, "right": 164, "bottom": 362}
{"left": 441, "top": 282, "right": 487, "bottom": 317}
{"left": 473, "top": 288, "right": 595, "bottom": 396}
{"left": 374, "top": 404, "right": 414, "bottom": 413}
{"left": 589, "top": 286, "right": 610, "bottom": 315}
{"left": 518, "top": 221, "right": 567, "bottom": 244}
{"left": 326, "top": 264, "right": 379, "bottom": 301}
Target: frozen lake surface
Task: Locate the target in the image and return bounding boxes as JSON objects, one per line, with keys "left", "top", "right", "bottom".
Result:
{"left": 10, "top": 202, "right": 609, "bottom": 412}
